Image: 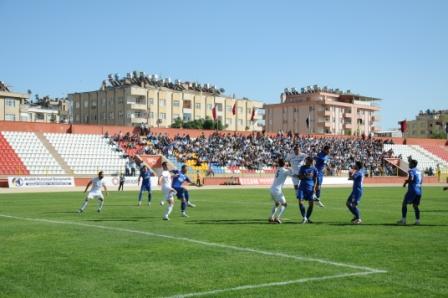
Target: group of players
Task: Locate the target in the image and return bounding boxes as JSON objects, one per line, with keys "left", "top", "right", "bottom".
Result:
{"left": 78, "top": 163, "right": 197, "bottom": 220}
{"left": 270, "top": 145, "right": 424, "bottom": 225}
{"left": 78, "top": 144, "right": 425, "bottom": 225}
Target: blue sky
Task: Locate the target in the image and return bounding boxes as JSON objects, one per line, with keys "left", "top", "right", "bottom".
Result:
{"left": 1, "top": 0, "right": 447, "bottom": 129}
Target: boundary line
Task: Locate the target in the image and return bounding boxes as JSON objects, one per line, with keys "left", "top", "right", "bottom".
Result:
{"left": 164, "top": 271, "right": 382, "bottom": 298}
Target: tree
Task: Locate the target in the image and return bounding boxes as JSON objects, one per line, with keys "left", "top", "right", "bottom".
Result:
{"left": 170, "top": 117, "right": 183, "bottom": 128}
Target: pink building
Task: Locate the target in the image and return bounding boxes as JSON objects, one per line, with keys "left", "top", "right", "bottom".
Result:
{"left": 264, "top": 85, "right": 381, "bottom": 135}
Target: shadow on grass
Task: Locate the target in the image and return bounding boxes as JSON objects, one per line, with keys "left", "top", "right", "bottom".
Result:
{"left": 326, "top": 222, "right": 448, "bottom": 227}
{"left": 187, "top": 219, "right": 297, "bottom": 225}
{"left": 420, "top": 210, "right": 448, "bottom": 213}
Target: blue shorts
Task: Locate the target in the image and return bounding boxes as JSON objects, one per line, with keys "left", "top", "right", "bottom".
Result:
{"left": 174, "top": 187, "right": 186, "bottom": 199}
{"left": 297, "top": 189, "right": 314, "bottom": 201}
{"left": 140, "top": 184, "right": 151, "bottom": 192}
{"left": 404, "top": 191, "right": 421, "bottom": 205}
{"left": 347, "top": 191, "right": 362, "bottom": 205}
{"left": 316, "top": 172, "right": 324, "bottom": 186}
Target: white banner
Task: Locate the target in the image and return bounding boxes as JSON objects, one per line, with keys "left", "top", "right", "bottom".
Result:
{"left": 8, "top": 176, "right": 75, "bottom": 188}
{"left": 101, "top": 176, "right": 159, "bottom": 188}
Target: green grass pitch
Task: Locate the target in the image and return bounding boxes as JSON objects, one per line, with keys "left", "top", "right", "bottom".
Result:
{"left": 1, "top": 186, "right": 447, "bottom": 297}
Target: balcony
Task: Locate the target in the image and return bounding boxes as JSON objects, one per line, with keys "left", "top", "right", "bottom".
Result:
{"left": 344, "top": 123, "right": 353, "bottom": 129}
{"left": 372, "top": 114, "right": 380, "bottom": 122}
{"left": 131, "top": 117, "right": 147, "bottom": 124}
{"left": 128, "top": 103, "right": 147, "bottom": 110}
{"left": 344, "top": 113, "right": 352, "bottom": 118}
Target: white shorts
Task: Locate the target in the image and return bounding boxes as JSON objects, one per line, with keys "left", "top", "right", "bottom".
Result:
{"left": 270, "top": 191, "right": 286, "bottom": 204}
{"left": 87, "top": 191, "right": 104, "bottom": 200}
{"left": 162, "top": 187, "right": 175, "bottom": 201}
{"left": 292, "top": 176, "right": 300, "bottom": 186}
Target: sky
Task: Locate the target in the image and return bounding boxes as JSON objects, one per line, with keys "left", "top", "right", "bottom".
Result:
{"left": 1, "top": 0, "right": 447, "bottom": 130}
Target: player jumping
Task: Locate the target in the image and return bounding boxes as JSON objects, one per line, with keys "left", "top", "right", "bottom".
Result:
{"left": 313, "top": 145, "right": 330, "bottom": 207}
{"left": 78, "top": 171, "right": 108, "bottom": 213}
{"left": 137, "top": 165, "right": 155, "bottom": 207}
{"left": 346, "top": 161, "right": 365, "bottom": 224}
{"left": 297, "top": 157, "right": 318, "bottom": 224}
{"left": 397, "top": 159, "right": 422, "bottom": 225}
{"left": 286, "top": 145, "right": 306, "bottom": 195}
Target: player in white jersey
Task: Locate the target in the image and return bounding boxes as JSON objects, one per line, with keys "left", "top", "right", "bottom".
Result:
{"left": 159, "top": 162, "right": 177, "bottom": 220}
{"left": 78, "top": 171, "right": 108, "bottom": 213}
{"left": 286, "top": 145, "right": 307, "bottom": 189}
{"left": 269, "top": 158, "right": 293, "bottom": 224}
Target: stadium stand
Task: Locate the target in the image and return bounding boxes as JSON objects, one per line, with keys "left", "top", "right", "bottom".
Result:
{"left": 0, "top": 132, "right": 29, "bottom": 175}
{"left": 383, "top": 144, "right": 448, "bottom": 172}
{"left": 44, "top": 133, "right": 126, "bottom": 175}
{"left": 419, "top": 145, "right": 448, "bottom": 163}
{"left": 2, "top": 131, "right": 65, "bottom": 175}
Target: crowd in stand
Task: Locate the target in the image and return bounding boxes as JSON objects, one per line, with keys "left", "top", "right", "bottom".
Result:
{"left": 107, "top": 130, "right": 398, "bottom": 177}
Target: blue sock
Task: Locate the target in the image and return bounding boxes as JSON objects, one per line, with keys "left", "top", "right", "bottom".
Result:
{"left": 402, "top": 203, "right": 407, "bottom": 219}
{"left": 306, "top": 204, "right": 314, "bottom": 219}
{"left": 148, "top": 192, "right": 152, "bottom": 203}
{"left": 299, "top": 203, "right": 306, "bottom": 217}
{"left": 353, "top": 206, "right": 360, "bottom": 219}
{"left": 181, "top": 201, "right": 187, "bottom": 212}
{"left": 138, "top": 190, "right": 143, "bottom": 202}
{"left": 184, "top": 190, "right": 190, "bottom": 202}
{"left": 413, "top": 205, "right": 420, "bottom": 220}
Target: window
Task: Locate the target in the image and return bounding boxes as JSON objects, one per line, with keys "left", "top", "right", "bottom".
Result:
{"left": 117, "top": 97, "right": 124, "bottom": 105}
{"left": 216, "top": 103, "right": 223, "bottom": 112}
{"left": 207, "top": 104, "right": 213, "bottom": 110}
{"left": 160, "top": 99, "right": 166, "bottom": 107}
{"left": 148, "top": 98, "right": 154, "bottom": 105}
{"left": 4, "top": 114, "right": 15, "bottom": 120}
{"left": 195, "top": 103, "right": 201, "bottom": 109}
{"left": 109, "top": 112, "right": 114, "bottom": 120}
{"left": 183, "top": 113, "right": 192, "bottom": 121}
{"left": 173, "top": 113, "right": 180, "bottom": 119}
{"left": 5, "top": 98, "right": 16, "bottom": 107}
{"left": 225, "top": 118, "right": 232, "bottom": 125}
{"left": 183, "top": 100, "right": 192, "bottom": 109}
{"left": 101, "top": 98, "right": 106, "bottom": 106}
{"left": 103, "top": 112, "right": 107, "bottom": 120}
{"left": 238, "top": 107, "right": 243, "bottom": 113}
{"left": 75, "top": 101, "right": 80, "bottom": 108}
{"left": 91, "top": 100, "right": 97, "bottom": 108}
{"left": 75, "top": 115, "right": 80, "bottom": 121}
{"left": 238, "top": 119, "right": 243, "bottom": 125}
{"left": 160, "top": 113, "right": 166, "bottom": 120}
{"left": 173, "top": 100, "right": 180, "bottom": 107}
{"left": 84, "top": 115, "right": 89, "bottom": 122}
{"left": 226, "top": 105, "right": 232, "bottom": 112}
{"left": 118, "top": 111, "right": 124, "bottom": 119}
{"left": 149, "top": 112, "right": 154, "bottom": 119}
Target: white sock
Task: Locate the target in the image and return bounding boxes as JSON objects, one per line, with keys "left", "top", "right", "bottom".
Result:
{"left": 97, "top": 199, "right": 104, "bottom": 211}
{"left": 164, "top": 204, "right": 173, "bottom": 218}
{"left": 277, "top": 206, "right": 286, "bottom": 219}
{"left": 271, "top": 206, "right": 278, "bottom": 218}
{"left": 80, "top": 199, "right": 88, "bottom": 211}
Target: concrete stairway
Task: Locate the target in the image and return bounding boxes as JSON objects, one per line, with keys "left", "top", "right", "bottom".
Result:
{"left": 35, "top": 132, "right": 74, "bottom": 175}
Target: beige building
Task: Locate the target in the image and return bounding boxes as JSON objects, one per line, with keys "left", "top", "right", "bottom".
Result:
{"left": 264, "top": 85, "right": 381, "bottom": 135}
{"left": 69, "top": 73, "right": 264, "bottom": 131}
{"left": 0, "top": 82, "right": 29, "bottom": 121}
{"left": 406, "top": 110, "right": 448, "bottom": 138}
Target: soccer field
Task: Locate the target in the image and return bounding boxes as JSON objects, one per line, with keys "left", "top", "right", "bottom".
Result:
{"left": 1, "top": 187, "right": 447, "bottom": 297}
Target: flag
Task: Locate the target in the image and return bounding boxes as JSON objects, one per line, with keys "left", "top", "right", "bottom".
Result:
{"left": 232, "top": 103, "right": 236, "bottom": 115}
{"left": 306, "top": 117, "right": 310, "bottom": 129}
{"left": 398, "top": 120, "right": 407, "bottom": 133}
{"left": 250, "top": 108, "right": 256, "bottom": 122}
{"left": 212, "top": 105, "right": 217, "bottom": 121}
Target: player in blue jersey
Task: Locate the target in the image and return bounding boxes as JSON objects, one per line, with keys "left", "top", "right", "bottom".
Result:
{"left": 137, "top": 165, "right": 155, "bottom": 207}
{"left": 172, "top": 165, "right": 198, "bottom": 217}
{"left": 397, "top": 159, "right": 423, "bottom": 225}
{"left": 313, "top": 145, "right": 330, "bottom": 207}
{"left": 346, "top": 161, "right": 365, "bottom": 224}
{"left": 297, "top": 157, "right": 318, "bottom": 224}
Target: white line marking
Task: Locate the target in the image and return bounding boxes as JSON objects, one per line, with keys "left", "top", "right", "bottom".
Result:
{"left": 164, "top": 271, "right": 383, "bottom": 298}
{"left": 0, "top": 214, "right": 386, "bottom": 273}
